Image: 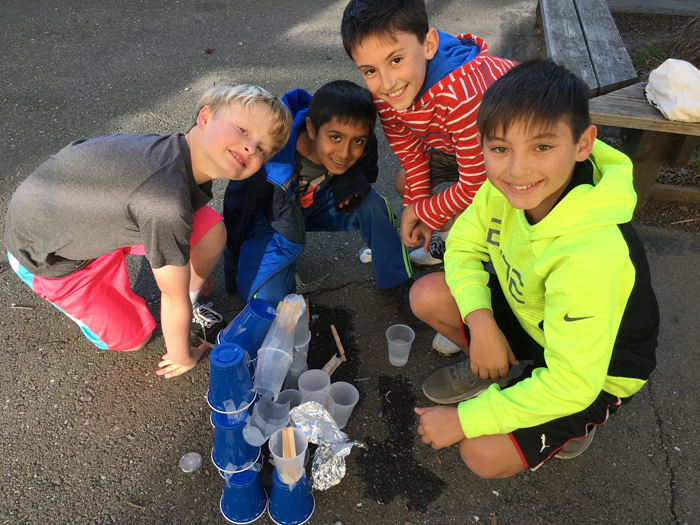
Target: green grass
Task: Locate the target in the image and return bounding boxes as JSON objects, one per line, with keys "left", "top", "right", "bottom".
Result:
{"left": 631, "top": 42, "right": 668, "bottom": 68}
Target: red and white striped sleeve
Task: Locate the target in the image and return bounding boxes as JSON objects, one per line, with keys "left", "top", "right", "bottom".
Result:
{"left": 413, "top": 56, "right": 516, "bottom": 230}
{"left": 378, "top": 105, "right": 432, "bottom": 205}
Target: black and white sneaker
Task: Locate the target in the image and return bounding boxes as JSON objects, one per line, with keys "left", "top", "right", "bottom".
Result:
{"left": 191, "top": 301, "right": 227, "bottom": 345}
{"left": 409, "top": 235, "right": 446, "bottom": 267}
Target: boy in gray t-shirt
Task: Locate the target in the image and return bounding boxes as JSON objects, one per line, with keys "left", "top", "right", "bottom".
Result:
{"left": 4, "top": 85, "right": 292, "bottom": 378}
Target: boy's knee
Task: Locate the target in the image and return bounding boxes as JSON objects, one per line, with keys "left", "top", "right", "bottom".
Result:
{"left": 209, "top": 220, "right": 227, "bottom": 248}
{"left": 460, "top": 442, "right": 502, "bottom": 479}
{"left": 196, "top": 220, "right": 227, "bottom": 253}
{"left": 395, "top": 169, "right": 406, "bottom": 198}
{"left": 409, "top": 273, "right": 448, "bottom": 314}
{"left": 459, "top": 439, "right": 523, "bottom": 479}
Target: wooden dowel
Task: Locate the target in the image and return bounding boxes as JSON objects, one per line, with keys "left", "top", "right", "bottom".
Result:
{"left": 305, "top": 298, "right": 310, "bottom": 323}
{"left": 330, "top": 325, "right": 346, "bottom": 358}
{"left": 282, "top": 427, "right": 295, "bottom": 459}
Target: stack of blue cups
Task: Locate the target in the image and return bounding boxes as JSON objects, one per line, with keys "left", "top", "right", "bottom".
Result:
{"left": 216, "top": 298, "right": 277, "bottom": 378}
{"left": 208, "top": 342, "right": 267, "bottom": 524}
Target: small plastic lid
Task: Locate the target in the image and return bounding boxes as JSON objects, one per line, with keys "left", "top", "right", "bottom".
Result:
{"left": 179, "top": 452, "right": 202, "bottom": 473}
{"left": 250, "top": 298, "right": 277, "bottom": 320}
{"left": 210, "top": 343, "right": 244, "bottom": 368}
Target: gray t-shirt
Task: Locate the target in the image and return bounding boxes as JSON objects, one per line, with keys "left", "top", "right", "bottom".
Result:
{"left": 4, "top": 133, "right": 212, "bottom": 278}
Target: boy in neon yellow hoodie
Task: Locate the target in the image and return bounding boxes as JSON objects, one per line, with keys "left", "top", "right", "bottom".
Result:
{"left": 409, "top": 59, "right": 659, "bottom": 477}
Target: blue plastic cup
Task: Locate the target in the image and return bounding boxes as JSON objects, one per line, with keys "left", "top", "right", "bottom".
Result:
{"left": 208, "top": 343, "right": 255, "bottom": 414}
{"left": 212, "top": 411, "right": 261, "bottom": 474}
{"left": 216, "top": 298, "right": 277, "bottom": 361}
{"left": 268, "top": 468, "right": 315, "bottom": 525}
{"left": 220, "top": 469, "right": 267, "bottom": 524}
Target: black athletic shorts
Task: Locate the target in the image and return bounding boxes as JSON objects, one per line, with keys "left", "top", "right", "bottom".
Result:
{"left": 461, "top": 273, "right": 631, "bottom": 470}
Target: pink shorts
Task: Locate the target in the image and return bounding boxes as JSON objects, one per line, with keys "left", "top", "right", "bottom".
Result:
{"left": 9, "top": 205, "right": 223, "bottom": 351}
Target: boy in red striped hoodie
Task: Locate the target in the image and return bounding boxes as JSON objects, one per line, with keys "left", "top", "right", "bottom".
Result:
{"left": 341, "top": 0, "right": 515, "bottom": 260}
{"left": 342, "top": 0, "right": 515, "bottom": 355}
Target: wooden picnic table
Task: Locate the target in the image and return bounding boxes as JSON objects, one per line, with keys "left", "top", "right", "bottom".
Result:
{"left": 590, "top": 82, "right": 700, "bottom": 214}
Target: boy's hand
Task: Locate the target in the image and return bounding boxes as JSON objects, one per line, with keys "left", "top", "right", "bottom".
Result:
{"left": 200, "top": 274, "right": 215, "bottom": 297}
{"left": 338, "top": 193, "right": 360, "bottom": 208}
{"left": 465, "top": 309, "right": 519, "bottom": 381}
{"left": 156, "top": 342, "right": 209, "bottom": 378}
{"left": 415, "top": 406, "right": 465, "bottom": 449}
{"left": 400, "top": 205, "right": 433, "bottom": 249}
{"left": 399, "top": 204, "right": 420, "bottom": 246}
{"left": 412, "top": 222, "right": 433, "bottom": 252}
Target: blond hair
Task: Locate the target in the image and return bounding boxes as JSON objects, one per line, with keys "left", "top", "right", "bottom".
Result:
{"left": 187, "top": 84, "right": 293, "bottom": 158}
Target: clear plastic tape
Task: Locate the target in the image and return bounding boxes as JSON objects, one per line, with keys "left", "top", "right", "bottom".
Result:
{"left": 290, "top": 401, "right": 366, "bottom": 491}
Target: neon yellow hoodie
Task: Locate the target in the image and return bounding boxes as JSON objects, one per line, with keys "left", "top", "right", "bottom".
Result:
{"left": 445, "top": 140, "right": 658, "bottom": 439}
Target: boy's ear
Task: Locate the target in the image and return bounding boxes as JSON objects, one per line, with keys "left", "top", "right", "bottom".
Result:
{"left": 574, "top": 124, "right": 597, "bottom": 162}
{"left": 424, "top": 28, "right": 439, "bottom": 61}
{"left": 305, "top": 117, "right": 317, "bottom": 140}
{"left": 197, "top": 106, "right": 212, "bottom": 129}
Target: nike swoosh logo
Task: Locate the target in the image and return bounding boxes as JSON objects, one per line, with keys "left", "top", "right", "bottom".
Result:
{"left": 564, "top": 314, "right": 595, "bottom": 322}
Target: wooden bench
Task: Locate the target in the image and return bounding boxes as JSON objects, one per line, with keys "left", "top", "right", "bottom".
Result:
{"left": 590, "top": 83, "right": 700, "bottom": 213}
{"left": 537, "top": 0, "right": 700, "bottom": 213}
{"left": 536, "top": 0, "right": 638, "bottom": 96}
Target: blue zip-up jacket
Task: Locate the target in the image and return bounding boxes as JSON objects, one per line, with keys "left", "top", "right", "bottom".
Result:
{"left": 223, "top": 89, "right": 379, "bottom": 303}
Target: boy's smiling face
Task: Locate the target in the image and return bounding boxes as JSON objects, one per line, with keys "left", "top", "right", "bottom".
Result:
{"left": 196, "top": 102, "right": 276, "bottom": 181}
{"left": 351, "top": 29, "right": 438, "bottom": 111}
{"left": 482, "top": 118, "right": 596, "bottom": 224}
{"left": 306, "top": 117, "right": 370, "bottom": 175}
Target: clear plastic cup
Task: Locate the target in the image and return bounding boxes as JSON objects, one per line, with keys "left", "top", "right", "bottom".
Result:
{"left": 301, "top": 392, "right": 335, "bottom": 417}
{"left": 254, "top": 347, "right": 294, "bottom": 399}
{"left": 297, "top": 369, "right": 330, "bottom": 399}
{"left": 283, "top": 354, "right": 308, "bottom": 391}
{"left": 385, "top": 324, "right": 415, "bottom": 366}
{"left": 242, "top": 395, "right": 291, "bottom": 447}
{"left": 276, "top": 389, "right": 303, "bottom": 410}
{"left": 268, "top": 427, "right": 308, "bottom": 486}
{"left": 327, "top": 382, "right": 359, "bottom": 430}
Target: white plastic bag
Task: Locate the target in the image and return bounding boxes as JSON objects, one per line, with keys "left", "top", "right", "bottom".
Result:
{"left": 645, "top": 59, "right": 700, "bottom": 122}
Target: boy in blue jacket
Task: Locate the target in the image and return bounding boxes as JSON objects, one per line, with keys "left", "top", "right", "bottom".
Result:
{"left": 222, "top": 80, "right": 422, "bottom": 327}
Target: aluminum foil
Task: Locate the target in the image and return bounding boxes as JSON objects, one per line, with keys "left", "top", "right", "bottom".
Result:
{"left": 290, "top": 401, "right": 366, "bottom": 491}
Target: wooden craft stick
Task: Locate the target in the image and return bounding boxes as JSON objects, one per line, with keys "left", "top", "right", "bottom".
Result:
{"left": 282, "top": 427, "right": 296, "bottom": 459}
{"left": 305, "top": 298, "right": 310, "bottom": 323}
{"left": 324, "top": 325, "right": 348, "bottom": 376}
{"left": 330, "top": 325, "right": 346, "bottom": 357}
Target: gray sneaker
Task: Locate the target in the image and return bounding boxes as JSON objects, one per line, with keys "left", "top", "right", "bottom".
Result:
{"left": 555, "top": 426, "right": 597, "bottom": 460}
{"left": 422, "top": 359, "right": 527, "bottom": 404}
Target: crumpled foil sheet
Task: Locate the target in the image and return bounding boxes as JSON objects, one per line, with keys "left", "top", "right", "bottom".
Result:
{"left": 290, "top": 401, "right": 366, "bottom": 491}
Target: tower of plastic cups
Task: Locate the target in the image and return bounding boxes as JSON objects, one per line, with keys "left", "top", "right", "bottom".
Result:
{"left": 209, "top": 342, "right": 267, "bottom": 523}
{"left": 268, "top": 427, "right": 315, "bottom": 525}
{"left": 216, "top": 298, "right": 277, "bottom": 378}
{"left": 220, "top": 468, "right": 268, "bottom": 524}
{"left": 208, "top": 343, "right": 256, "bottom": 418}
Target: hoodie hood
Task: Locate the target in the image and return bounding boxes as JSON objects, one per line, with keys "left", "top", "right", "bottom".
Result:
{"left": 418, "top": 30, "right": 481, "bottom": 99}
{"left": 525, "top": 140, "right": 636, "bottom": 241}
{"left": 262, "top": 88, "right": 311, "bottom": 196}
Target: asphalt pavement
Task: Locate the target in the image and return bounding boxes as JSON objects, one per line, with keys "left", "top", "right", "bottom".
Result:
{"left": 1, "top": 1, "right": 698, "bottom": 524}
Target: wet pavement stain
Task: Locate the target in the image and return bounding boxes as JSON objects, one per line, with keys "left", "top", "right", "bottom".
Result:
{"left": 356, "top": 375, "right": 445, "bottom": 512}
{"left": 305, "top": 303, "right": 360, "bottom": 387}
